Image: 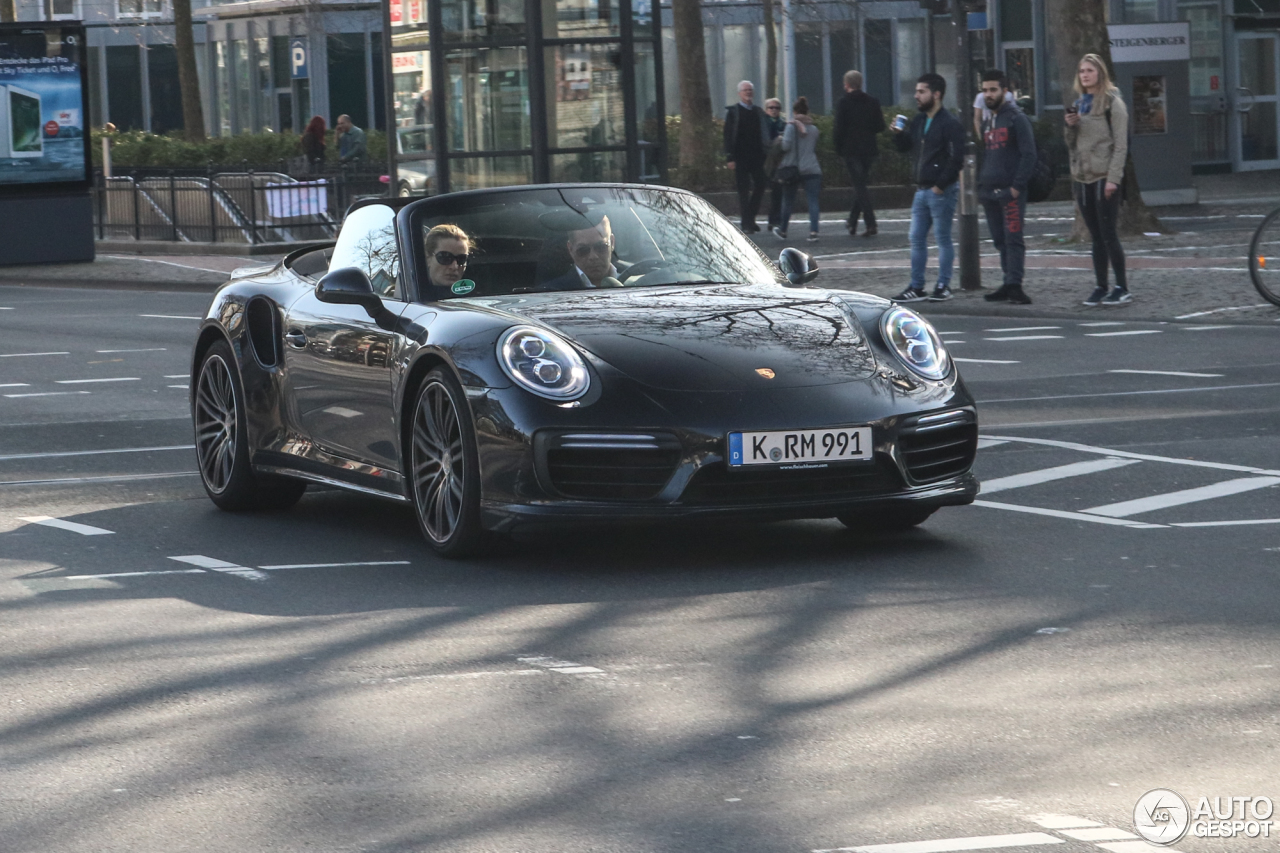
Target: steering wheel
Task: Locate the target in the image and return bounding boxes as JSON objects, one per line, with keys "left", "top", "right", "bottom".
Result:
{"left": 617, "top": 258, "right": 669, "bottom": 282}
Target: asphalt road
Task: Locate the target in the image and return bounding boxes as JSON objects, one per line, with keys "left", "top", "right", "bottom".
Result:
{"left": 1, "top": 284, "right": 1278, "bottom": 853}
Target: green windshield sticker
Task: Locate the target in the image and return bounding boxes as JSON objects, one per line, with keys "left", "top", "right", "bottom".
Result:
{"left": 451, "top": 279, "right": 475, "bottom": 295}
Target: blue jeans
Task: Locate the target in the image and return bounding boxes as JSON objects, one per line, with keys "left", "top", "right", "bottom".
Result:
{"left": 780, "top": 174, "right": 822, "bottom": 234}
{"left": 909, "top": 184, "right": 959, "bottom": 290}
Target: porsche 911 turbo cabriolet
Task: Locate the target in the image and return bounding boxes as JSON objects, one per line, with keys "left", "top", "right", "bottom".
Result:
{"left": 190, "top": 184, "right": 978, "bottom": 556}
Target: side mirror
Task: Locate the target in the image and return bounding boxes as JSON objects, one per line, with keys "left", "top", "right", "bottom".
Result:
{"left": 778, "top": 247, "right": 820, "bottom": 285}
{"left": 317, "top": 267, "right": 383, "bottom": 317}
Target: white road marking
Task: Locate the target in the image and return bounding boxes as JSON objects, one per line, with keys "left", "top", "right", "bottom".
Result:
{"left": 17, "top": 516, "right": 114, "bottom": 536}
{"left": 0, "top": 383, "right": 29, "bottom": 388}
{"left": 1180, "top": 325, "right": 1234, "bottom": 330}
{"left": 64, "top": 569, "right": 205, "bottom": 579}
{"left": 517, "top": 655, "right": 604, "bottom": 675}
{"left": 1108, "top": 369, "right": 1224, "bottom": 378}
{"left": 0, "top": 306, "right": 12, "bottom": 309}
{"left": 139, "top": 314, "right": 202, "bottom": 320}
{"left": 980, "top": 458, "right": 1139, "bottom": 494}
{"left": 4, "top": 391, "right": 91, "bottom": 398}
{"left": 0, "top": 351, "right": 69, "bottom": 358}
{"left": 954, "top": 358, "right": 1020, "bottom": 365}
{"left": 972, "top": 500, "right": 1166, "bottom": 528}
{"left": 1058, "top": 828, "right": 1137, "bottom": 842}
{"left": 1084, "top": 330, "right": 1162, "bottom": 337}
{"left": 168, "top": 384, "right": 189, "bottom": 389}
{"left": 1077, "top": 322, "right": 1126, "bottom": 327}
{"left": 1176, "top": 304, "right": 1273, "bottom": 319}
{"left": 259, "top": 561, "right": 412, "bottom": 570}
{"left": 168, "top": 554, "right": 268, "bottom": 581}
{"left": 983, "top": 382, "right": 1280, "bottom": 404}
{"left": 164, "top": 374, "right": 188, "bottom": 378}
{"left": 813, "top": 833, "right": 1065, "bottom": 853}
{"left": 1171, "top": 517, "right": 1280, "bottom": 527}
{"left": 104, "top": 254, "right": 239, "bottom": 274}
{"left": 96, "top": 348, "right": 167, "bottom": 353}
{"left": 1096, "top": 843, "right": 1186, "bottom": 853}
{"left": 0, "top": 471, "right": 196, "bottom": 487}
{"left": 975, "top": 439, "right": 1010, "bottom": 449}
{"left": 980, "top": 435, "right": 1280, "bottom": 477}
{"left": 1083, "top": 477, "right": 1280, "bottom": 518}
{"left": 984, "top": 326, "right": 1061, "bottom": 332}
{"left": 0, "top": 444, "right": 193, "bottom": 462}
{"left": 323, "top": 406, "right": 363, "bottom": 418}
{"left": 1029, "top": 815, "right": 1104, "bottom": 829}
{"left": 55, "top": 377, "right": 141, "bottom": 384}
{"left": 983, "top": 336, "right": 1064, "bottom": 342}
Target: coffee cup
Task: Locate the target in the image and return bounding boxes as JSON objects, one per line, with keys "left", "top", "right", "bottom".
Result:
{"left": 892, "top": 114, "right": 908, "bottom": 131}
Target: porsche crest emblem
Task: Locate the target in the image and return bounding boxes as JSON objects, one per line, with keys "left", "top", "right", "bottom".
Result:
{"left": 755, "top": 368, "right": 776, "bottom": 379}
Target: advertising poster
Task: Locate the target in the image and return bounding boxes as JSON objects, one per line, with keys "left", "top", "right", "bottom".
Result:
{"left": 0, "top": 24, "right": 90, "bottom": 191}
{"left": 1132, "top": 75, "right": 1168, "bottom": 136}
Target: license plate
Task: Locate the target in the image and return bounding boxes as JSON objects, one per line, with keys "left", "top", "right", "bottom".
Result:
{"left": 727, "top": 426, "right": 872, "bottom": 468}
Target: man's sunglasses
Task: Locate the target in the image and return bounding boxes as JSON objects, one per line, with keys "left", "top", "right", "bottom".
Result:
{"left": 572, "top": 240, "right": 612, "bottom": 259}
{"left": 433, "top": 251, "right": 470, "bottom": 267}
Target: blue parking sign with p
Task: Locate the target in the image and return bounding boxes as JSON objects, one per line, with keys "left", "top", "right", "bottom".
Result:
{"left": 290, "top": 38, "right": 308, "bottom": 79}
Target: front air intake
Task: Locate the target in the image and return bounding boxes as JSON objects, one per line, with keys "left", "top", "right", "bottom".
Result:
{"left": 898, "top": 409, "right": 977, "bottom": 484}
{"left": 537, "top": 432, "right": 682, "bottom": 501}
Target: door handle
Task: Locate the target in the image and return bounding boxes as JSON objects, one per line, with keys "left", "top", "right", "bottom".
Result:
{"left": 285, "top": 330, "right": 307, "bottom": 349}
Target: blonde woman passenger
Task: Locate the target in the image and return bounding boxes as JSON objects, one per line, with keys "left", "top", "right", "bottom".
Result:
{"left": 424, "top": 224, "right": 473, "bottom": 297}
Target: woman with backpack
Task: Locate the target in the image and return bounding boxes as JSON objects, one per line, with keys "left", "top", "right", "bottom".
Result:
{"left": 1065, "top": 53, "right": 1131, "bottom": 306}
{"left": 770, "top": 97, "right": 822, "bottom": 243}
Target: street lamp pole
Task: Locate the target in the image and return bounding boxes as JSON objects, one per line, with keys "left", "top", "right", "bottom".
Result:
{"left": 952, "top": 1, "right": 982, "bottom": 291}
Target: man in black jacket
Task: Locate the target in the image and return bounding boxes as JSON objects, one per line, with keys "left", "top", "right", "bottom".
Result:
{"left": 889, "top": 73, "right": 965, "bottom": 302}
{"left": 977, "top": 68, "right": 1038, "bottom": 304}
{"left": 833, "top": 70, "right": 885, "bottom": 236}
{"left": 723, "top": 80, "right": 771, "bottom": 233}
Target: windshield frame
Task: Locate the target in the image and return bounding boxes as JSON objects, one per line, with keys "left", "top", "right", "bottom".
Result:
{"left": 398, "top": 183, "right": 785, "bottom": 303}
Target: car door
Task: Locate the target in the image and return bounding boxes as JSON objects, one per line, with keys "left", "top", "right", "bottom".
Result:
{"left": 283, "top": 203, "right": 406, "bottom": 473}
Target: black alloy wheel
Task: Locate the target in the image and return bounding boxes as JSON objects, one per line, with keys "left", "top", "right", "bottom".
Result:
{"left": 194, "top": 339, "right": 305, "bottom": 511}
{"left": 410, "top": 367, "right": 482, "bottom": 557}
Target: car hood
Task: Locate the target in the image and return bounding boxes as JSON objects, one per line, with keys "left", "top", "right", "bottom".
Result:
{"left": 476, "top": 284, "right": 879, "bottom": 391}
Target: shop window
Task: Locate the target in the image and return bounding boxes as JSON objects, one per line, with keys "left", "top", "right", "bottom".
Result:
{"left": 546, "top": 43, "right": 624, "bottom": 149}
{"left": 795, "top": 23, "right": 825, "bottom": 113}
{"left": 148, "top": 44, "right": 183, "bottom": 135}
{"left": 233, "top": 40, "right": 252, "bottom": 134}
{"left": 445, "top": 47, "right": 530, "bottom": 153}
{"left": 106, "top": 45, "right": 144, "bottom": 130}
{"left": 544, "top": 0, "right": 621, "bottom": 40}
{"left": 830, "top": 22, "right": 857, "bottom": 107}
{"left": 1123, "top": 0, "right": 1161, "bottom": 23}
{"left": 440, "top": 0, "right": 526, "bottom": 42}
{"left": 449, "top": 154, "right": 533, "bottom": 190}
{"left": 864, "top": 18, "right": 893, "bottom": 108}
{"left": 50, "top": 0, "right": 79, "bottom": 19}
{"left": 1004, "top": 46, "right": 1036, "bottom": 115}
{"left": 1000, "top": 0, "right": 1032, "bottom": 43}
{"left": 328, "top": 33, "right": 369, "bottom": 131}
{"left": 393, "top": 49, "right": 433, "bottom": 155}
{"left": 550, "top": 149, "right": 625, "bottom": 182}
{"left": 895, "top": 18, "right": 925, "bottom": 109}
{"left": 117, "top": 0, "right": 164, "bottom": 18}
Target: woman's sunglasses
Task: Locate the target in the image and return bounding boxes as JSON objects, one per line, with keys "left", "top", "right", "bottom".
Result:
{"left": 434, "top": 251, "right": 470, "bottom": 267}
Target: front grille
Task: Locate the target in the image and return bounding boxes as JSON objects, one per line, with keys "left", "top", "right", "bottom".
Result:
{"left": 680, "top": 459, "right": 901, "bottom": 506}
{"left": 540, "top": 432, "right": 682, "bottom": 501}
{"left": 899, "top": 409, "right": 977, "bottom": 483}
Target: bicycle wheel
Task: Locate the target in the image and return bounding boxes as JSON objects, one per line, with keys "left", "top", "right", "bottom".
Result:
{"left": 1249, "top": 206, "right": 1280, "bottom": 307}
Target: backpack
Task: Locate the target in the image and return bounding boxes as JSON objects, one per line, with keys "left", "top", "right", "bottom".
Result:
{"left": 1026, "top": 143, "right": 1057, "bottom": 203}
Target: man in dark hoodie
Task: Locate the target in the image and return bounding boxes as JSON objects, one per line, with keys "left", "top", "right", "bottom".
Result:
{"left": 833, "top": 70, "right": 885, "bottom": 236}
{"left": 977, "top": 68, "right": 1038, "bottom": 304}
{"left": 890, "top": 73, "right": 965, "bottom": 302}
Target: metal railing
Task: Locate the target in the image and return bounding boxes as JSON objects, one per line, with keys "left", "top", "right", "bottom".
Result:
{"left": 92, "top": 165, "right": 389, "bottom": 244}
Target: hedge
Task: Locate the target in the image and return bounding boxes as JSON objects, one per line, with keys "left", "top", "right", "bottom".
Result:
{"left": 92, "top": 128, "right": 389, "bottom": 170}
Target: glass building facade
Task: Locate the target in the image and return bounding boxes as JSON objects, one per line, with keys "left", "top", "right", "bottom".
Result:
{"left": 388, "top": 0, "right": 666, "bottom": 194}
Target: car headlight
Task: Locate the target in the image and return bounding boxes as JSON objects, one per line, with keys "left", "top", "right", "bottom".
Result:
{"left": 497, "top": 325, "right": 590, "bottom": 400}
{"left": 880, "top": 306, "right": 950, "bottom": 380}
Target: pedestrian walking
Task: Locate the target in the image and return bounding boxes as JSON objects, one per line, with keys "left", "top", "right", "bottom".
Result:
{"left": 1066, "top": 53, "right": 1131, "bottom": 306}
{"left": 770, "top": 97, "right": 822, "bottom": 243}
{"left": 763, "top": 97, "right": 787, "bottom": 231}
{"left": 300, "top": 115, "right": 327, "bottom": 173}
{"left": 977, "top": 69, "right": 1037, "bottom": 305}
{"left": 890, "top": 73, "right": 965, "bottom": 303}
{"left": 723, "top": 81, "right": 771, "bottom": 233}
{"left": 833, "top": 70, "right": 885, "bottom": 236}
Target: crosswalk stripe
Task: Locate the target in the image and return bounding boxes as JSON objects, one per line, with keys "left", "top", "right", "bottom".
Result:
{"left": 981, "top": 458, "right": 1139, "bottom": 494}
{"left": 168, "top": 554, "right": 269, "bottom": 581}
{"left": 17, "top": 516, "right": 114, "bottom": 536}
{"left": 973, "top": 500, "right": 1166, "bottom": 528}
{"left": 1082, "top": 477, "right": 1280, "bottom": 518}
{"left": 978, "top": 435, "right": 1280, "bottom": 477}
{"left": 814, "top": 833, "right": 1065, "bottom": 853}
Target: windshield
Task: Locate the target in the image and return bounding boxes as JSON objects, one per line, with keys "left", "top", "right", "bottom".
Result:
{"left": 415, "top": 186, "right": 785, "bottom": 299}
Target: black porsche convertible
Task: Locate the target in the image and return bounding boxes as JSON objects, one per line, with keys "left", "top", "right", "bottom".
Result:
{"left": 191, "top": 184, "right": 978, "bottom": 556}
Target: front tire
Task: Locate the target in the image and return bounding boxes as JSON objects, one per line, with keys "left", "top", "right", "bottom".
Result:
{"left": 194, "top": 339, "right": 306, "bottom": 511}
{"left": 409, "top": 367, "right": 482, "bottom": 557}
{"left": 837, "top": 507, "right": 935, "bottom": 532}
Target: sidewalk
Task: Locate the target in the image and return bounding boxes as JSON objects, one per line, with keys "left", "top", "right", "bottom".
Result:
{"left": 0, "top": 171, "right": 1277, "bottom": 325}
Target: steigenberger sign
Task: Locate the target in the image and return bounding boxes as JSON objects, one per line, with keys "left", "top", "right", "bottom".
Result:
{"left": 1108, "top": 22, "right": 1192, "bottom": 64}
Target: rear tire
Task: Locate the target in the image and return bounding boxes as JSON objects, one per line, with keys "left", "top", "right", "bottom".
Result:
{"left": 1249, "top": 207, "right": 1280, "bottom": 307}
{"left": 837, "top": 507, "right": 935, "bottom": 532}
{"left": 194, "top": 339, "right": 306, "bottom": 511}
{"left": 409, "top": 367, "right": 483, "bottom": 558}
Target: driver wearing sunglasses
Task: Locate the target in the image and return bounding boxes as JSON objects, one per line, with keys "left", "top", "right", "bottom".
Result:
{"left": 539, "top": 215, "right": 621, "bottom": 291}
{"left": 424, "top": 223, "right": 473, "bottom": 295}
